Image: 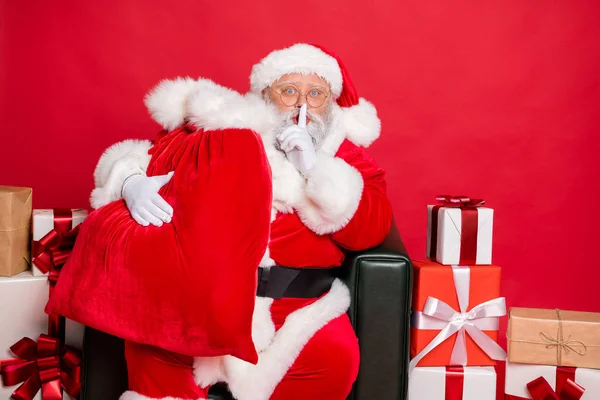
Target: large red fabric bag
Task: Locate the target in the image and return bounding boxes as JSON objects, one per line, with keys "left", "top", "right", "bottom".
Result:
{"left": 46, "top": 126, "right": 272, "bottom": 364}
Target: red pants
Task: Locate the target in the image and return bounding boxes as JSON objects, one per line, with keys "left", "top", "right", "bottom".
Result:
{"left": 125, "top": 341, "right": 209, "bottom": 399}
{"left": 124, "top": 298, "right": 360, "bottom": 400}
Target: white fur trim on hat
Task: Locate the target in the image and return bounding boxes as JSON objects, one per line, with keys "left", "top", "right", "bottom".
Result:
{"left": 250, "top": 44, "right": 343, "bottom": 98}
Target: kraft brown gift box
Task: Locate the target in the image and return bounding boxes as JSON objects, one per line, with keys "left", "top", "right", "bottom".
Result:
{"left": 507, "top": 307, "right": 600, "bottom": 369}
{"left": 0, "top": 186, "right": 32, "bottom": 276}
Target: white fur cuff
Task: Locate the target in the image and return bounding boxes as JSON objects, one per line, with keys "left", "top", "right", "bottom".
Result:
{"left": 295, "top": 156, "right": 364, "bottom": 235}
{"left": 90, "top": 139, "right": 152, "bottom": 209}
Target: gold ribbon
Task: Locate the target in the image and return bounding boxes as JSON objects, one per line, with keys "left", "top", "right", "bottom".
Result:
{"left": 542, "top": 309, "right": 587, "bottom": 364}
{"left": 509, "top": 309, "right": 594, "bottom": 365}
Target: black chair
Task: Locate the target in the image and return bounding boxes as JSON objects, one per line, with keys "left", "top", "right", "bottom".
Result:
{"left": 79, "top": 219, "right": 412, "bottom": 400}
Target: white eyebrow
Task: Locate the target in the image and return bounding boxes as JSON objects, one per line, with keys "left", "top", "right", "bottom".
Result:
{"left": 275, "top": 81, "right": 328, "bottom": 90}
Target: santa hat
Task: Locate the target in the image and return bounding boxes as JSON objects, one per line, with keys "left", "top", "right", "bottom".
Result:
{"left": 250, "top": 43, "right": 381, "bottom": 147}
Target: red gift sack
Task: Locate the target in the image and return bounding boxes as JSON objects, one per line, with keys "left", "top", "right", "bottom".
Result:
{"left": 46, "top": 126, "right": 272, "bottom": 364}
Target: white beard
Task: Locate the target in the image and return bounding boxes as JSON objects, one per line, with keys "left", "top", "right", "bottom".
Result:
{"left": 270, "top": 104, "right": 334, "bottom": 151}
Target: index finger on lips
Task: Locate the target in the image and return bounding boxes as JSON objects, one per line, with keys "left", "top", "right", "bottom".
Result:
{"left": 297, "top": 104, "right": 307, "bottom": 128}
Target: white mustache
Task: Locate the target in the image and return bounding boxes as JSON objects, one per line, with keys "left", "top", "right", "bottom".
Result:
{"left": 282, "top": 108, "right": 322, "bottom": 126}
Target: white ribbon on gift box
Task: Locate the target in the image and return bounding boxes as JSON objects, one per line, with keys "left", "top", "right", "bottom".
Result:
{"left": 409, "top": 265, "right": 507, "bottom": 374}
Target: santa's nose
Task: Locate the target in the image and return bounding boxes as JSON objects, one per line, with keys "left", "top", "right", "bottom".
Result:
{"left": 296, "top": 97, "right": 307, "bottom": 107}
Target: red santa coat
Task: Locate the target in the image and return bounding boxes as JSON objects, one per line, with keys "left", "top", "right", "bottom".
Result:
{"left": 89, "top": 78, "right": 391, "bottom": 399}
{"left": 270, "top": 139, "right": 392, "bottom": 267}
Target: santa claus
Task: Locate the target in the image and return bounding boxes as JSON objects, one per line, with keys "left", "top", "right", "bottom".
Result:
{"left": 90, "top": 44, "right": 393, "bottom": 400}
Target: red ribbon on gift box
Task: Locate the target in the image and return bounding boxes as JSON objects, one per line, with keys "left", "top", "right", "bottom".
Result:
{"left": 506, "top": 366, "right": 586, "bottom": 400}
{"left": 0, "top": 334, "right": 81, "bottom": 400}
{"left": 445, "top": 366, "right": 465, "bottom": 400}
{"left": 31, "top": 209, "right": 80, "bottom": 275}
{"left": 31, "top": 208, "right": 82, "bottom": 341}
{"left": 429, "top": 195, "right": 485, "bottom": 265}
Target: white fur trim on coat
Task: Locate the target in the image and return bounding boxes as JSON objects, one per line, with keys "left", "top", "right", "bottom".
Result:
{"left": 294, "top": 156, "right": 364, "bottom": 235}
{"left": 143, "top": 77, "right": 202, "bottom": 131}
{"left": 144, "top": 77, "right": 278, "bottom": 137}
{"left": 250, "top": 44, "right": 343, "bottom": 99}
{"left": 192, "top": 296, "right": 276, "bottom": 390}
{"left": 90, "top": 139, "right": 152, "bottom": 209}
{"left": 266, "top": 147, "right": 306, "bottom": 214}
{"left": 250, "top": 297, "right": 276, "bottom": 352}
{"left": 120, "top": 390, "right": 205, "bottom": 400}
{"left": 220, "top": 279, "right": 351, "bottom": 400}
{"left": 192, "top": 356, "right": 227, "bottom": 390}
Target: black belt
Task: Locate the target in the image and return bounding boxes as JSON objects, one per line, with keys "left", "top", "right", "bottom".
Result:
{"left": 256, "top": 266, "right": 336, "bottom": 299}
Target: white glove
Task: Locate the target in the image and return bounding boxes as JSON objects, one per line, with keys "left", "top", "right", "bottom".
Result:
{"left": 277, "top": 104, "right": 317, "bottom": 174}
{"left": 122, "top": 171, "right": 174, "bottom": 227}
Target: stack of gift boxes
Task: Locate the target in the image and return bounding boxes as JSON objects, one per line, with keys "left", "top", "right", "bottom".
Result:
{"left": 409, "top": 195, "right": 600, "bottom": 400}
{"left": 0, "top": 185, "right": 87, "bottom": 399}
{"left": 408, "top": 195, "right": 504, "bottom": 399}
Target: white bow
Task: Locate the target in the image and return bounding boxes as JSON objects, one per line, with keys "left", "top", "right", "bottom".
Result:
{"left": 409, "top": 266, "right": 507, "bottom": 374}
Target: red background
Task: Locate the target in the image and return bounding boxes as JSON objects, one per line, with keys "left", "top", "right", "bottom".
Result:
{"left": 2, "top": 1, "right": 600, "bottom": 398}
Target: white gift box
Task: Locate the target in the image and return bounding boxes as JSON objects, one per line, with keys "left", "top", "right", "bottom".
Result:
{"left": 426, "top": 205, "right": 494, "bottom": 265}
{"left": 32, "top": 208, "right": 87, "bottom": 276}
{"left": 505, "top": 361, "right": 600, "bottom": 399}
{"left": 0, "top": 271, "right": 84, "bottom": 399}
{"left": 408, "top": 366, "right": 496, "bottom": 400}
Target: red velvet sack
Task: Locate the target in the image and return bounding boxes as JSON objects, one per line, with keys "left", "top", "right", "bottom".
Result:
{"left": 46, "top": 126, "right": 272, "bottom": 364}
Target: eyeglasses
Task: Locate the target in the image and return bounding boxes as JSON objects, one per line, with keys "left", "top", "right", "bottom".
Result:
{"left": 269, "top": 85, "right": 330, "bottom": 108}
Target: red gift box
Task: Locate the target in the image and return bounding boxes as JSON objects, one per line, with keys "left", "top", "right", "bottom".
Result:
{"left": 410, "top": 260, "right": 506, "bottom": 370}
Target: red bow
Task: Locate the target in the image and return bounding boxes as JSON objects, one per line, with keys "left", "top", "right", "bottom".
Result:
{"left": 527, "top": 376, "right": 585, "bottom": 400}
{"left": 31, "top": 224, "right": 80, "bottom": 275}
{"left": 31, "top": 210, "right": 82, "bottom": 338}
{"left": 435, "top": 195, "right": 485, "bottom": 208}
{"left": 0, "top": 334, "right": 81, "bottom": 400}
{"left": 429, "top": 195, "right": 486, "bottom": 265}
